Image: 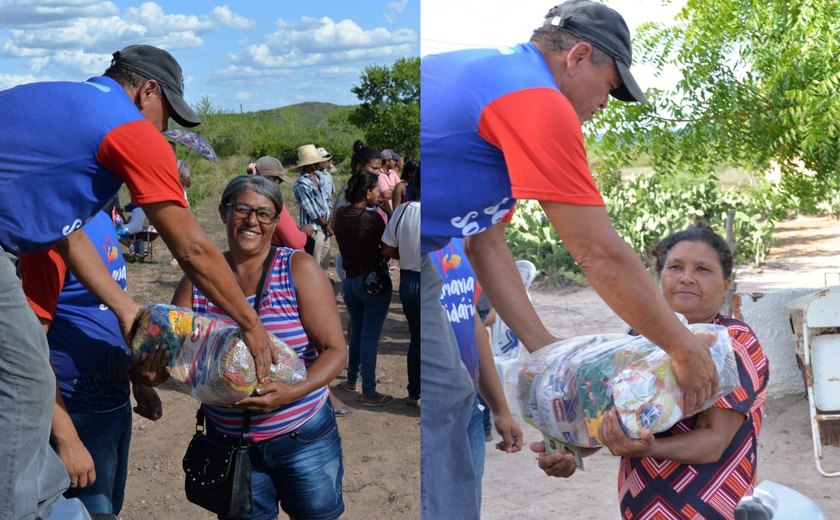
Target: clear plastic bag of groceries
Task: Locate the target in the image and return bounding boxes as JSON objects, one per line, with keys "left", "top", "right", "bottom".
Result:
{"left": 505, "top": 321, "right": 739, "bottom": 447}
{"left": 132, "top": 303, "right": 306, "bottom": 405}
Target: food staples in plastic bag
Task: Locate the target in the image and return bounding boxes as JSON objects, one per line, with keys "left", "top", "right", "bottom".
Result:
{"left": 132, "top": 304, "right": 306, "bottom": 405}
{"left": 505, "top": 323, "right": 739, "bottom": 448}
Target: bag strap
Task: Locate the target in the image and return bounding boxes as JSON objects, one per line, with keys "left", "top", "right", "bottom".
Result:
{"left": 193, "top": 246, "right": 278, "bottom": 442}
{"left": 240, "top": 246, "right": 278, "bottom": 443}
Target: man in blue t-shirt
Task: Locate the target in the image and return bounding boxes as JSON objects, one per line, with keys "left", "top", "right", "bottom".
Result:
{"left": 0, "top": 44, "right": 279, "bottom": 518}
{"left": 20, "top": 212, "right": 162, "bottom": 516}
{"left": 421, "top": 2, "right": 718, "bottom": 517}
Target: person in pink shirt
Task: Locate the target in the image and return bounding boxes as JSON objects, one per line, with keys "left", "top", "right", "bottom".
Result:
{"left": 376, "top": 149, "right": 402, "bottom": 216}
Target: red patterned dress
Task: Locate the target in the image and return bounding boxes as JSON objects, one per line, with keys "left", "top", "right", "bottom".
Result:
{"left": 618, "top": 315, "right": 769, "bottom": 519}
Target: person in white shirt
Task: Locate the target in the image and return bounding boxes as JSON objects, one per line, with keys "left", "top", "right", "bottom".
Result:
{"left": 382, "top": 166, "right": 421, "bottom": 404}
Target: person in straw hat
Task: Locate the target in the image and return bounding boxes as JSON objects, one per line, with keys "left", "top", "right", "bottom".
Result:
{"left": 248, "top": 156, "right": 315, "bottom": 254}
{"left": 290, "top": 144, "right": 335, "bottom": 270}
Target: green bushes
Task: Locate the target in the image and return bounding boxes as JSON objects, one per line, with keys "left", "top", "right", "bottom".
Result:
{"left": 506, "top": 172, "right": 781, "bottom": 283}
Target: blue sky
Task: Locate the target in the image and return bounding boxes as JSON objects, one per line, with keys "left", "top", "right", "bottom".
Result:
{"left": 0, "top": 0, "right": 419, "bottom": 112}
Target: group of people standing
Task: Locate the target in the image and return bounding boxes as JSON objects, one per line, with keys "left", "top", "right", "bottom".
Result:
{"left": 0, "top": 1, "right": 774, "bottom": 519}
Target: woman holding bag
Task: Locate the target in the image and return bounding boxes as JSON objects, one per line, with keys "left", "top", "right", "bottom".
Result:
{"left": 171, "top": 175, "right": 346, "bottom": 520}
{"left": 333, "top": 171, "right": 394, "bottom": 406}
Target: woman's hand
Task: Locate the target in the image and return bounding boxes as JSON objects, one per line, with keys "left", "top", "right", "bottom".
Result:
{"left": 598, "top": 409, "right": 655, "bottom": 458}
{"left": 130, "top": 345, "right": 171, "bottom": 387}
{"left": 234, "top": 382, "right": 302, "bottom": 413}
{"left": 529, "top": 440, "right": 578, "bottom": 478}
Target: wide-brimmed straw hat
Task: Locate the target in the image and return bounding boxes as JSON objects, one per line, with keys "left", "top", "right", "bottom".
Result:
{"left": 288, "top": 144, "right": 330, "bottom": 172}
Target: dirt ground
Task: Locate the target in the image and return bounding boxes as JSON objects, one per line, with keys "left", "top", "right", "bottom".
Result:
{"left": 116, "top": 214, "right": 840, "bottom": 519}
{"left": 119, "top": 253, "right": 419, "bottom": 519}
{"left": 481, "top": 215, "right": 840, "bottom": 519}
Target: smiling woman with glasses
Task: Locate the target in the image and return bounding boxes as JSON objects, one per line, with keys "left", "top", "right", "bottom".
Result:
{"left": 170, "top": 173, "right": 347, "bottom": 520}
{"left": 226, "top": 203, "right": 279, "bottom": 224}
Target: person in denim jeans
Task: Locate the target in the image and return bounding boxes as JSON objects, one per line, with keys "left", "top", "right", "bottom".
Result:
{"left": 382, "top": 166, "right": 421, "bottom": 406}
{"left": 19, "top": 212, "right": 162, "bottom": 516}
{"left": 172, "top": 175, "right": 347, "bottom": 519}
{"left": 333, "top": 171, "right": 394, "bottom": 406}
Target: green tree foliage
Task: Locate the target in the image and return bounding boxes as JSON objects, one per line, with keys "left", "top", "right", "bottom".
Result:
{"left": 349, "top": 57, "right": 420, "bottom": 159}
{"left": 507, "top": 172, "right": 779, "bottom": 283}
{"left": 589, "top": 0, "right": 840, "bottom": 212}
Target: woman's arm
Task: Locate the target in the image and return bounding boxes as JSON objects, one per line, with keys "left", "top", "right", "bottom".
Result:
{"left": 599, "top": 406, "right": 745, "bottom": 464}
{"left": 234, "top": 252, "right": 347, "bottom": 412}
{"left": 170, "top": 275, "right": 194, "bottom": 307}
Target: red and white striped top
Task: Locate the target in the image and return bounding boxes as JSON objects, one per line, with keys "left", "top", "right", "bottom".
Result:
{"left": 192, "top": 247, "right": 327, "bottom": 441}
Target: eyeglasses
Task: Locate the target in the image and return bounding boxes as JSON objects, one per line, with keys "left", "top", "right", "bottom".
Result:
{"left": 226, "top": 203, "right": 279, "bottom": 224}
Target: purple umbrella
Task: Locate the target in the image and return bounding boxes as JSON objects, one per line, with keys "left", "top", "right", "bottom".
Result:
{"left": 164, "top": 129, "right": 218, "bottom": 162}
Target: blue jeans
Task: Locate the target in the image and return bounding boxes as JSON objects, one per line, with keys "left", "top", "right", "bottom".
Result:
{"left": 467, "top": 399, "right": 486, "bottom": 509}
{"left": 63, "top": 401, "right": 132, "bottom": 515}
{"left": 341, "top": 274, "right": 392, "bottom": 396}
{"left": 420, "top": 255, "right": 478, "bottom": 520}
{"left": 477, "top": 395, "right": 492, "bottom": 434}
{"left": 209, "top": 402, "right": 344, "bottom": 520}
{"left": 0, "top": 252, "right": 69, "bottom": 519}
{"left": 400, "top": 269, "right": 421, "bottom": 399}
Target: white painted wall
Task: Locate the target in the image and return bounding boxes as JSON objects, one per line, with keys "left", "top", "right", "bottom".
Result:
{"left": 733, "top": 288, "right": 819, "bottom": 399}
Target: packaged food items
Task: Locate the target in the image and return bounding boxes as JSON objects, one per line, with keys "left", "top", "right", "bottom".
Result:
{"left": 505, "top": 323, "right": 739, "bottom": 448}
{"left": 133, "top": 304, "right": 306, "bottom": 405}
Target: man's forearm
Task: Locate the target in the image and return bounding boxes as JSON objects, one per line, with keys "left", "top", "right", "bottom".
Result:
{"left": 541, "top": 202, "right": 698, "bottom": 357}
{"left": 465, "top": 223, "right": 555, "bottom": 352}
{"left": 144, "top": 202, "right": 260, "bottom": 332}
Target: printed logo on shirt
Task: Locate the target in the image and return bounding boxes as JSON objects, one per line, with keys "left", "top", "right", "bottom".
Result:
{"left": 62, "top": 219, "right": 83, "bottom": 236}
{"left": 104, "top": 236, "right": 119, "bottom": 263}
{"left": 449, "top": 196, "right": 512, "bottom": 238}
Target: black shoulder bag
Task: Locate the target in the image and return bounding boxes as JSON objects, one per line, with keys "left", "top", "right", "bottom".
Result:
{"left": 357, "top": 210, "right": 390, "bottom": 295}
{"left": 182, "top": 247, "right": 277, "bottom": 517}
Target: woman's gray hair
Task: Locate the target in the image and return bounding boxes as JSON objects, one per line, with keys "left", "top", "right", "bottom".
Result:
{"left": 220, "top": 175, "right": 283, "bottom": 213}
{"left": 531, "top": 27, "right": 612, "bottom": 66}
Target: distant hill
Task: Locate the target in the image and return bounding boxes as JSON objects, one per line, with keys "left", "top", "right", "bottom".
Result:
{"left": 193, "top": 101, "right": 362, "bottom": 163}
{"left": 251, "top": 101, "right": 358, "bottom": 128}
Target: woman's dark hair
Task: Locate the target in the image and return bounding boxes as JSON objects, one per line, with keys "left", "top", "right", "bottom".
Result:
{"left": 220, "top": 175, "right": 283, "bottom": 213}
{"left": 351, "top": 146, "right": 381, "bottom": 174}
{"left": 411, "top": 163, "right": 420, "bottom": 198}
{"left": 352, "top": 139, "right": 365, "bottom": 153}
{"left": 402, "top": 159, "right": 419, "bottom": 181}
{"left": 651, "top": 222, "right": 733, "bottom": 279}
{"left": 344, "top": 171, "right": 378, "bottom": 204}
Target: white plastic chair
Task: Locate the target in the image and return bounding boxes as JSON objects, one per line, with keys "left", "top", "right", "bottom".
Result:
{"left": 491, "top": 259, "right": 537, "bottom": 384}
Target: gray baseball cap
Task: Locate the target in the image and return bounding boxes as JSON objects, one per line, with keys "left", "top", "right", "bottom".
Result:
{"left": 111, "top": 44, "right": 201, "bottom": 127}
{"left": 543, "top": 0, "right": 646, "bottom": 103}
{"left": 254, "top": 156, "right": 293, "bottom": 184}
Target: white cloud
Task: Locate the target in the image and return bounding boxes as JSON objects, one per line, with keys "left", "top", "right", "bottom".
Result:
{"left": 5, "top": 17, "right": 148, "bottom": 54}
{"left": 228, "top": 16, "right": 416, "bottom": 73}
{"left": 123, "top": 2, "right": 215, "bottom": 34}
{"left": 383, "top": 0, "right": 408, "bottom": 23}
{"left": 0, "top": 0, "right": 119, "bottom": 27}
{"left": 271, "top": 17, "right": 415, "bottom": 53}
{"left": 0, "top": 2, "right": 217, "bottom": 78}
{"left": 232, "top": 90, "right": 252, "bottom": 101}
{"left": 213, "top": 5, "right": 255, "bottom": 30}
{"left": 29, "top": 48, "right": 110, "bottom": 75}
{"left": 0, "top": 71, "right": 43, "bottom": 90}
